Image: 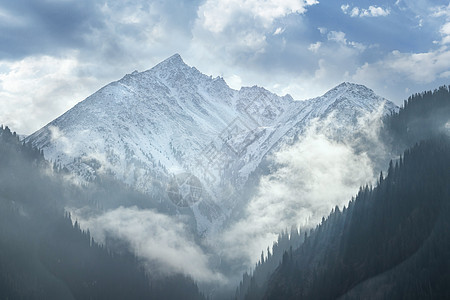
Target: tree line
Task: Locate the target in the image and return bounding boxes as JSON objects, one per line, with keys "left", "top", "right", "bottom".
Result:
{"left": 237, "top": 85, "right": 450, "bottom": 299}
{"left": 0, "top": 125, "right": 205, "bottom": 300}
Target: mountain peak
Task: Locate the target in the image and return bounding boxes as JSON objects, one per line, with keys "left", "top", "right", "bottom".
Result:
{"left": 315, "top": 81, "right": 398, "bottom": 115}
{"left": 335, "top": 82, "right": 369, "bottom": 91}
{"left": 154, "top": 53, "right": 187, "bottom": 69}
{"left": 145, "top": 53, "right": 206, "bottom": 82}
{"left": 321, "top": 82, "right": 377, "bottom": 99}
{"left": 26, "top": 55, "right": 398, "bottom": 238}
{"left": 164, "top": 53, "right": 184, "bottom": 64}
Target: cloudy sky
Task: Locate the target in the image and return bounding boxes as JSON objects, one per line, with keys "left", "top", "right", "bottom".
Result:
{"left": 1, "top": 0, "right": 450, "bottom": 134}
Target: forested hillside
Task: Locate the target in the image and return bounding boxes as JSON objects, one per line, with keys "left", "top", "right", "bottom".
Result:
{"left": 0, "top": 126, "right": 204, "bottom": 300}
{"left": 383, "top": 85, "right": 450, "bottom": 150}
{"left": 237, "top": 86, "right": 450, "bottom": 300}
{"left": 259, "top": 137, "right": 450, "bottom": 299}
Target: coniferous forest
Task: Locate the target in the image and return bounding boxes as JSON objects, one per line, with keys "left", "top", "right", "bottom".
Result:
{"left": 249, "top": 137, "right": 450, "bottom": 299}
{"left": 0, "top": 85, "right": 449, "bottom": 299}
{"left": 3, "top": 1, "right": 450, "bottom": 297}
{"left": 236, "top": 86, "right": 450, "bottom": 300}
{"left": 0, "top": 126, "right": 204, "bottom": 300}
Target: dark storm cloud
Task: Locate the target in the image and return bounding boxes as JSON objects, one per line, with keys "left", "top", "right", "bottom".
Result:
{"left": 0, "top": 0, "right": 203, "bottom": 60}
{"left": 0, "top": 0, "right": 103, "bottom": 59}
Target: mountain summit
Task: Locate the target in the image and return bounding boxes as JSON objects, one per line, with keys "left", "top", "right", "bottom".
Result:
{"left": 161, "top": 53, "right": 184, "bottom": 64}
{"left": 26, "top": 54, "right": 397, "bottom": 234}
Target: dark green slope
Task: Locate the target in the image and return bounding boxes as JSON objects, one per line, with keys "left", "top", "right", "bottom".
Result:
{"left": 240, "top": 86, "right": 450, "bottom": 300}
{"left": 0, "top": 126, "right": 204, "bottom": 300}
{"left": 263, "top": 137, "right": 450, "bottom": 299}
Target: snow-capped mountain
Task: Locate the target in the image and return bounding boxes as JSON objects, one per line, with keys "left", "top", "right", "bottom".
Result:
{"left": 26, "top": 54, "right": 397, "bottom": 234}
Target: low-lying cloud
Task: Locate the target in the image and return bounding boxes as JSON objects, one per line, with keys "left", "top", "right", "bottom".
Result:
{"left": 218, "top": 113, "right": 384, "bottom": 264}
{"left": 70, "top": 106, "right": 391, "bottom": 285}
{"left": 71, "top": 206, "right": 225, "bottom": 284}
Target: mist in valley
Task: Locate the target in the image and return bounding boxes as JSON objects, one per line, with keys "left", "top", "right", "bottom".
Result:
{"left": 62, "top": 104, "right": 396, "bottom": 298}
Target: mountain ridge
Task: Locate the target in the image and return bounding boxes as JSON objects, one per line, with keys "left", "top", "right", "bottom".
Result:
{"left": 26, "top": 54, "right": 398, "bottom": 235}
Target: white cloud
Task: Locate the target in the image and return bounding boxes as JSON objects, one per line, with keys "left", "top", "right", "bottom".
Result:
{"left": 318, "top": 27, "right": 327, "bottom": 34}
{"left": 432, "top": 3, "right": 450, "bottom": 18}
{"left": 342, "top": 4, "right": 390, "bottom": 17}
{"left": 327, "top": 31, "right": 347, "bottom": 44}
{"left": 350, "top": 7, "right": 360, "bottom": 17}
{"left": 335, "top": 2, "right": 450, "bottom": 99}
{"left": 262, "top": 31, "right": 368, "bottom": 100}
{"left": 439, "top": 70, "right": 450, "bottom": 78}
{"left": 0, "top": 1, "right": 195, "bottom": 134}
{"left": 325, "top": 31, "right": 366, "bottom": 52}
{"left": 72, "top": 206, "right": 225, "bottom": 284}
{"left": 349, "top": 41, "right": 367, "bottom": 52}
{"left": 364, "top": 6, "right": 390, "bottom": 17}
{"left": 418, "top": 18, "right": 423, "bottom": 27}
{"left": 273, "top": 27, "right": 285, "bottom": 35}
{"left": 341, "top": 4, "right": 350, "bottom": 14}
{"left": 218, "top": 116, "right": 378, "bottom": 263}
{"left": 48, "top": 125, "right": 73, "bottom": 155}
{"left": 438, "top": 21, "right": 450, "bottom": 33}
{"left": 197, "top": 0, "right": 318, "bottom": 33}
{"left": 225, "top": 74, "right": 243, "bottom": 89}
{"left": 2, "top": 0, "right": 448, "bottom": 138}
{"left": 190, "top": 0, "right": 318, "bottom": 65}
{"left": 440, "top": 22, "right": 450, "bottom": 44}
{"left": 308, "top": 41, "right": 322, "bottom": 53}
{"left": 431, "top": 5, "right": 450, "bottom": 45}
{"left": 353, "top": 47, "right": 450, "bottom": 85}
{"left": 0, "top": 55, "right": 98, "bottom": 134}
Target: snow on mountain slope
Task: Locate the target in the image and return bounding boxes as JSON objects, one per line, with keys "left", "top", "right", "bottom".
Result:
{"left": 26, "top": 54, "right": 397, "bottom": 234}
